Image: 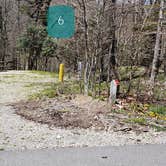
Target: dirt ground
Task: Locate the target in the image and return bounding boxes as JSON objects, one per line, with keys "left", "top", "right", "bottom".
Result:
{"left": 13, "top": 95, "right": 166, "bottom": 133}
{"left": 13, "top": 95, "right": 107, "bottom": 130}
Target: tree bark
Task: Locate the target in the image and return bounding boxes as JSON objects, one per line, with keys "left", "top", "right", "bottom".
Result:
{"left": 150, "top": 0, "right": 164, "bottom": 85}
{"left": 107, "top": 0, "right": 120, "bottom": 96}
{"left": 82, "top": 0, "right": 89, "bottom": 95}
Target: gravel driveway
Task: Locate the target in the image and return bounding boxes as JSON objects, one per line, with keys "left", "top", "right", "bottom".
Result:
{"left": 0, "top": 71, "right": 166, "bottom": 151}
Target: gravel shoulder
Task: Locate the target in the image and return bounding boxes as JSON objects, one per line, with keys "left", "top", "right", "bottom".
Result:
{"left": 0, "top": 70, "right": 166, "bottom": 151}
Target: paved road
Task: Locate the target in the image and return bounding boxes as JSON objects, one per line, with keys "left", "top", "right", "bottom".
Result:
{"left": 0, "top": 144, "right": 166, "bottom": 166}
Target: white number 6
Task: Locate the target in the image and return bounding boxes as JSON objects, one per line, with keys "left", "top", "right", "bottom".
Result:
{"left": 58, "top": 16, "right": 64, "bottom": 25}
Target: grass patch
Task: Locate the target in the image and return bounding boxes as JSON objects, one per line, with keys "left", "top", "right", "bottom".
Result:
{"left": 60, "top": 80, "right": 81, "bottom": 94}
{"left": 29, "top": 83, "right": 57, "bottom": 100}
{"left": 156, "top": 73, "right": 166, "bottom": 83}
{"left": 112, "top": 109, "right": 126, "bottom": 114}
{"left": 1, "top": 75, "right": 16, "bottom": 78}
{"left": 29, "top": 80, "right": 81, "bottom": 100}
{"left": 126, "top": 117, "right": 147, "bottom": 125}
{"left": 149, "top": 105, "right": 166, "bottom": 116}
{"left": 29, "top": 70, "right": 58, "bottom": 78}
{"left": 150, "top": 124, "right": 166, "bottom": 132}
{"left": 25, "top": 82, "right": 53, "bottom": 88}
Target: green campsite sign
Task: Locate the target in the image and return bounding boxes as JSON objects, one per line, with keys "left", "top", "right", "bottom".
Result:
{"left": 47, "top": 5, "right": 75, "bottom": 39}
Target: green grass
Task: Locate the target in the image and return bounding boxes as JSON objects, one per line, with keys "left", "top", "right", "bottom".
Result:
{"left": 29, "top": 87, "right": 57, "bottom": 99}
{"left": 157, "top": 73, "right": 166, "bottom": 82}
{"left": 29, "top": 83, "right": 57, "bottom": 99}
{"left": 149, "top": 105, "right": 166, "bottom": 116}
{"left": 150, "top": 124, "right": 166, "bottom": 132}
{"left": 29, "top": 80, "right": 81, "bottom": 100}
{"left": 1, "top": 75, "right": 16, "bottom": 78}
{"left": 29, "top": 70, "right": 58, "bottom": 78}
{"left": 126, "top": 117, "right": 147, "bottom": 125}
{"left": 61, "top": 80, "right": 81, "bottom": 94}
{"left": 25, "top": 82, "right": 53, "bottom": 88}
{"left": 112, "top": 109, "right": 126, "bottom": 114}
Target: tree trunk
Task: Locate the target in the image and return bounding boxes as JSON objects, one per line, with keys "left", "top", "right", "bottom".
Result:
{"left": 108, "top": 0, "right": 120, "bottom": 96}
{"left": 82, "top": 0, "right": 89, "bottom": 95}
{"left": 0, "top": 6, "right": 3, "bottom": 71}
{"left": 150, "top": 0, "right": 164, "bottom": 85}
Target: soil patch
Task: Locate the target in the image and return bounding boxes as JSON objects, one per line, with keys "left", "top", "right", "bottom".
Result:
{"left": 13, "top": 97, "right": 106, "bottom": 130}
{"left": 13, "top": 95, "right": 166, "bottom": 132}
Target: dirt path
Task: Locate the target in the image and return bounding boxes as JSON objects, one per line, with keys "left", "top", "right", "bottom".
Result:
{"left": 0, "top": 71, "right": 165, "bottom": 151}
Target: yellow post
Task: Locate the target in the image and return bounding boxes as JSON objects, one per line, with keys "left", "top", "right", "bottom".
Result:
{"left": 59, "top": 63, "right": 64, "bottom": 82}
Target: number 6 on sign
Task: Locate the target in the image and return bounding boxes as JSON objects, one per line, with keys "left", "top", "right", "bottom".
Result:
{"left": 58, "top": 16, "right": 64, "bottom": 25}
{"left": 47, "top": 5, "right": 75, "bottom": 38}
